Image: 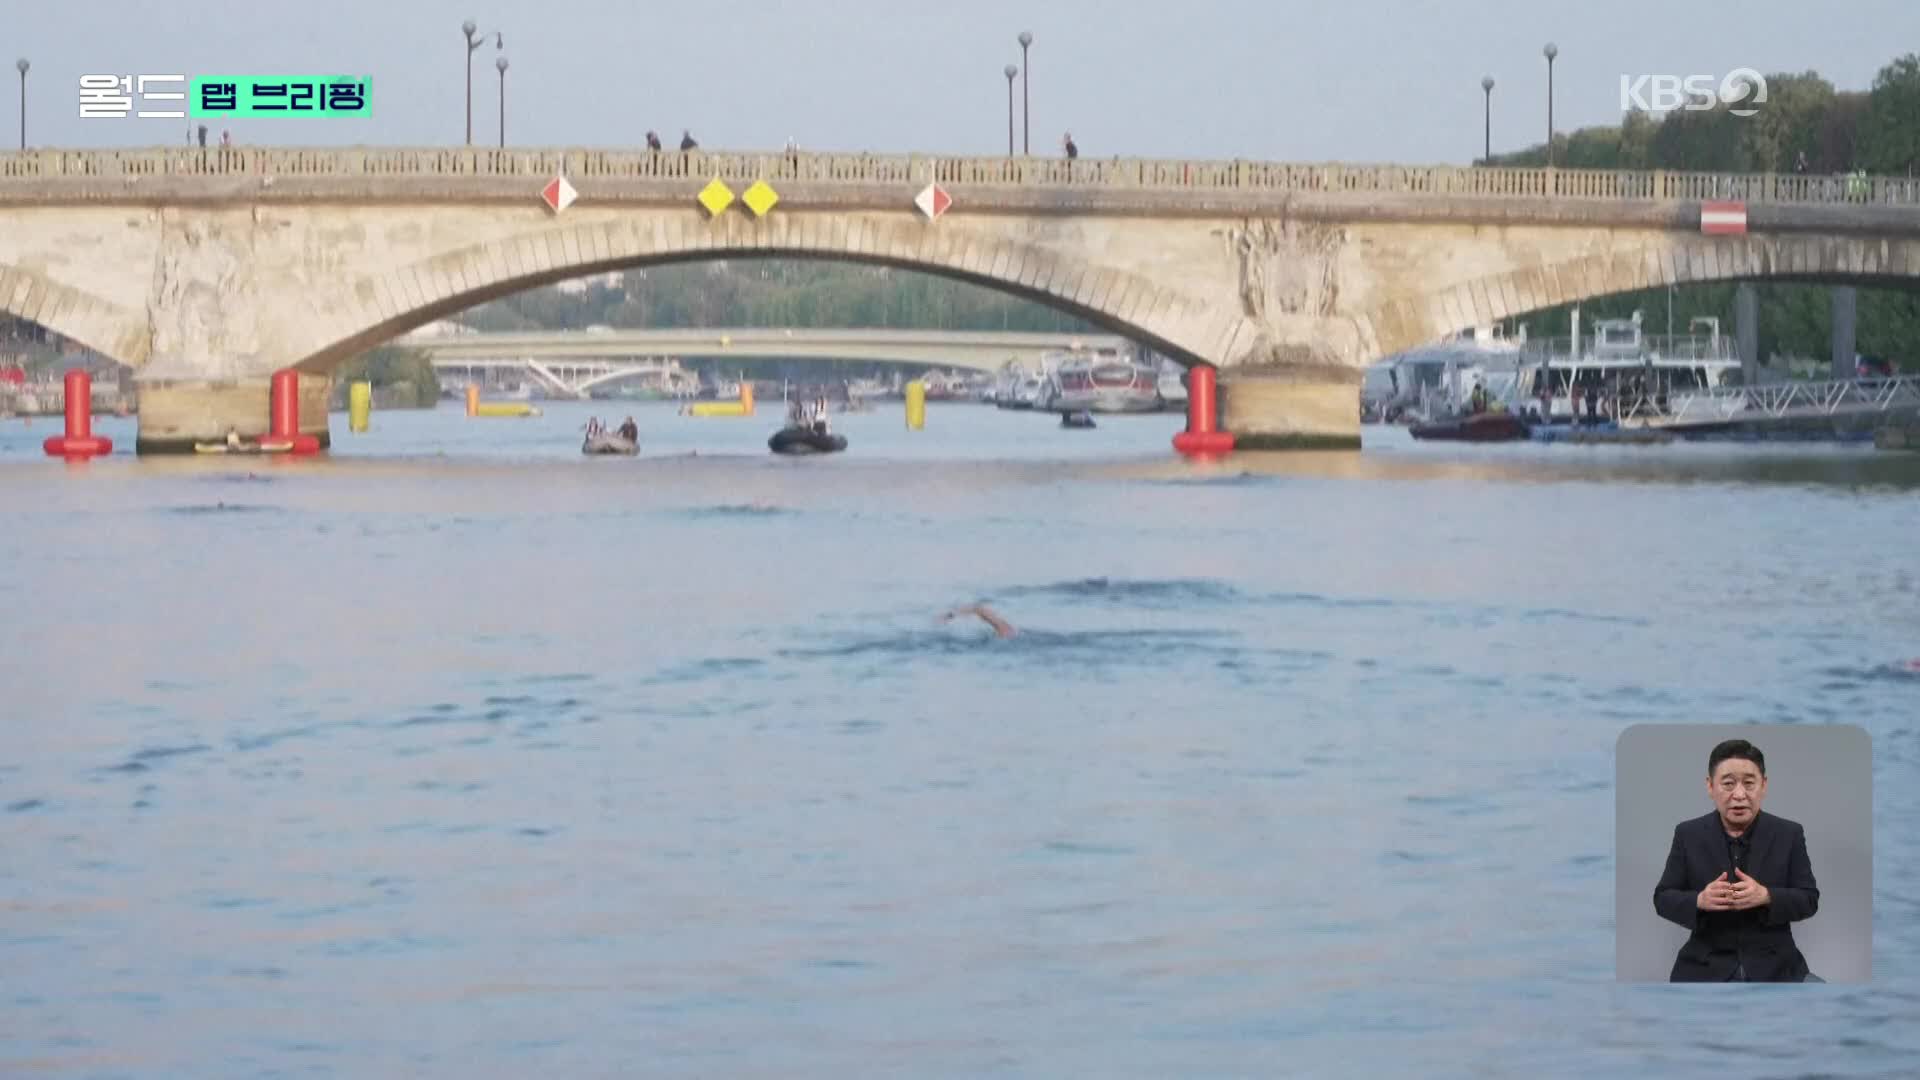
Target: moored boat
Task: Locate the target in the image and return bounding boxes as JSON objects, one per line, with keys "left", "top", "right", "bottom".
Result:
{"left": 1409, "top": 412, "right": 1530, "bottom": 442}
{"left": 1045, "top": 348, "right": 1161, "bottom": 413}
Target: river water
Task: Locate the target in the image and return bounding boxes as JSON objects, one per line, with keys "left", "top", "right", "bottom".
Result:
{"left": 2, "top": 400, "right": 1917, "bottom": 1078}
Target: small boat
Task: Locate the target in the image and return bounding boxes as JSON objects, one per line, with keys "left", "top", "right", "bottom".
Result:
{"left": 769, "top": 425, "right": 848, "bottom": 455}
{"left": 1409, "top": 412, "right": 1531, "bottom": 442}
{"left": 582, "top": 432, "right": 638, "bottom": 456}
{"left": 193, "top": 438, "right": 290, "bottom": 455}
{"left": 1060, "top": 410, "right": 1096, "bottom": 429}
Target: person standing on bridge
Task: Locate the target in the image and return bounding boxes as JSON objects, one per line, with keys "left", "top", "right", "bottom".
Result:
{"left": 1063, "top": 132, "right": 1079, "bottom": 159}
{"left": 646, "top": 130, "right": 663, "bottom": 152}
{"left": 681, "top": 130, "right": 699, "bottom": 151}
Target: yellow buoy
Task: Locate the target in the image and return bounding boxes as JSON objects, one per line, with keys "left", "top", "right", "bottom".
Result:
{"left": 682, "top": 382, "right": 755, "bottom": 418}
{"left": 905, "top": 379, "right": 926, "bottom": 430}
{"left": 348, "top": 381, "right": 372, "bottom": 432}
{"left": 466, "top": 384, "right": 537, "bottom": 417}
{"left": 474, "top": 402, "right": 539, "bottom": 417}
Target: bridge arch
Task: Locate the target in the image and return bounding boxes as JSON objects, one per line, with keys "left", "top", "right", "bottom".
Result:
{"left": 290, "top": 212, "right": 1245, "bottom": 378}
{"left": 1361, "top": 232, "right": 1920, "bottom": 357}
{"left": 0, "top": 261, "right": 151, "bottom": 367}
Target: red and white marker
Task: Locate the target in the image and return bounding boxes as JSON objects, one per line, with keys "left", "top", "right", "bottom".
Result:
{"left": 1700, "top": 200, "right": 1746, "bottom": 235}
{"left": 542, "top": 174, "right": 578, "bottom": 214}
{"left": 914, "top": 182, "right": 952, "bottom": 220}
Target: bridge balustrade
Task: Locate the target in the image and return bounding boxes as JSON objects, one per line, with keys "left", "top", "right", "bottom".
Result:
{"left": 4, "top": 148, "right": 1920, "bottom": 206}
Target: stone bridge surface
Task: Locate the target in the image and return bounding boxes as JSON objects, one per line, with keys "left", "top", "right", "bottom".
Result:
{"left": 2, "top": 147, "right": 1918, "bottom": 451}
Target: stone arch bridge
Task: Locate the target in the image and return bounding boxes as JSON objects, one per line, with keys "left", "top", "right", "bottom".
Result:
{"left": 2, "top": 147, "right": 1918, "bottom": 451}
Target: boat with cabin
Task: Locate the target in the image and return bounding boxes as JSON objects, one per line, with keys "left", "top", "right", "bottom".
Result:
{"left": 1514, "top": 309, "right": 1741, "bottom": 429}
{"left": 1373, "top": 325, "right": 1526, "bottom": 425}
{"left": 1040, "top": 346, "right": 1161, "bottom": 413}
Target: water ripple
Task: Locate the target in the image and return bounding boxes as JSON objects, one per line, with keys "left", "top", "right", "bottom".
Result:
{"left": 996, "top": 576, "right": 1251, "bottom": 606}
{"left": 164, "top": 502, "right": 280, "bottom": 515}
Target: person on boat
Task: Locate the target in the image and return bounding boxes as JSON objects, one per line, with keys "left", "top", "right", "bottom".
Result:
{"left": 940, "top": 603, "right": 1016, "bottom": 639}
{"left": 618, "top": 416, "right": 638, "bottom": 442}
{"left": 1469, "top": 380, "right": 1488, "bottom": 415}
{"left": 225, "top": 428, "right": 243, "bottom": 450}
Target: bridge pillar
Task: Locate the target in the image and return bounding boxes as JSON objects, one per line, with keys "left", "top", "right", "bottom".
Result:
{"left": 133, "top": 374, "right": 332, "bottom": 454}
{"left": 1217, "top": 365, "right": 1363, "bottom": 451}
{"left": 1734, "top": 284, "right": 1760, "bottom": 383}
{"left": 1830, "top": 286, "right": 1857, "bottom": 380}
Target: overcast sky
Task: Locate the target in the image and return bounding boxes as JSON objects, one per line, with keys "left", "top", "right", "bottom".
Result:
{"left": 7, "top": 0, "right": 1916, "bottom": 163}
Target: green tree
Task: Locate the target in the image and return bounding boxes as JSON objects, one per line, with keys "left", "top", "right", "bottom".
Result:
{"left": 1858, "top": 54, "right": 1920, "bottom": 175}
{"left": 1739, "top": 71, "right": 1836, "bottom": 173}
{"left": 335, "top": 344, "right": 439, "bottom": 406}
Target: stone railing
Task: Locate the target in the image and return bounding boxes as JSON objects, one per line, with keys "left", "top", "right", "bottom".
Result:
{"left": 2, "top": 147, "right": 1918, "bottom": 206}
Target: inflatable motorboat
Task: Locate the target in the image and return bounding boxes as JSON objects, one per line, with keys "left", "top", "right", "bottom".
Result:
{"left": 1060, "top": 410, "right": 1096, "bottom": 429}
{"left": 583, "top": 432, "right": 639, "bottom": 456}
{"left": 768, "top": 425, "right": 848, "bottom": 455}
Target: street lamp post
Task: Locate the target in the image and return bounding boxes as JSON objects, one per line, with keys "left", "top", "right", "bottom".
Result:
{"left": 462, "top": 19, "right": 503, "bottom": 145}
{"left": 1481, "top": 76, "right": 1494, "bottom": 165}
{"left": 1004, "top": 64, "right": 1018, "bottom": 156}
{"left": 1543, "top": 43, "right": 1558, "bottom": 167}
{"left": 495, "top": 56, "right": 508, "bottom": 147}
{"left": 1018, "top": 31, "right": 1032, "bottom": 155}
{"left": 15, "top": 59, "right": 27, "bottom": 151}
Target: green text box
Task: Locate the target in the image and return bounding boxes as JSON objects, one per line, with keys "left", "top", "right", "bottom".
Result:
{"left": 190, "top": 76, "right": 371, "bottom": 117}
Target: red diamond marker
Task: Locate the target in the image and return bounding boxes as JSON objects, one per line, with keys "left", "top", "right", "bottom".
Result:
{"left": 541, "top": 174, "right": 578, "bottom": 214}
{"left": 914, "top": 182, "right": 951, "bottom": 220}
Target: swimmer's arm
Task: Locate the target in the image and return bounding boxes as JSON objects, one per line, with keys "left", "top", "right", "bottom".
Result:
{"left": 940, "top": 604, "right": 1016, "bottom": 638}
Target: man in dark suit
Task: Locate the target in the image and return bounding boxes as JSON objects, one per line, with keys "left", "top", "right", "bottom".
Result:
{"left": 1653, "top": 739, "right": 1821, "bottom": 982}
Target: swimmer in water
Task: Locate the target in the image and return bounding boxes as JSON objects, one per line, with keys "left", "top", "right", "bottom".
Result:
{"left": 939, "top": 603, "right": 1016, "bottom": 639}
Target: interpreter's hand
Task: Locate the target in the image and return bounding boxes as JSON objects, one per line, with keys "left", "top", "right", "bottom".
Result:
{"left": 1697, "top": 873, "right": 1736, "bottom": 911}
{"left": 1727, "top": 868, "right": 1771, "bottom": 910}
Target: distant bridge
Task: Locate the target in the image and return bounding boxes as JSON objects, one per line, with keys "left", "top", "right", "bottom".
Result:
{"left": 402, "top": 327, "right": 1133, "bottom": 374}
{"left": 428, "top": 356, "right": 701, "bottom": 398}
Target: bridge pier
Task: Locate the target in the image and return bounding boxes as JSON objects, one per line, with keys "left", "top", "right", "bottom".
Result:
{"left": 134, "top": 375, "right": 332, "bottom": 455}
{"left": 1217, "top": 366, "right": 1363, "bottom": 451}
{"left": 1830, "top": 286, "right": 1858, "bottom": 380}
{"left": 1735, "top": 284, "right": 1760, "bottom": 383}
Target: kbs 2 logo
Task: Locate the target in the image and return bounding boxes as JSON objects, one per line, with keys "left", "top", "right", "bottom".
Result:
{"left": 1619, "top": 69, "right": 1768, "bottom": 117}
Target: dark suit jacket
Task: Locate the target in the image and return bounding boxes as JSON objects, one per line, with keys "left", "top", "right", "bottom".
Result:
{"left": 1653, "top": 809, "right": 1819, "bottom": 982}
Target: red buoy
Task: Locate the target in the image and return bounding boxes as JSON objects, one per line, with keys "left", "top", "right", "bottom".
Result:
{"left": 265, "top": 368, "right": 321, "bottom": 455}
{"left": 42, "top": 369, "right": 113, "bottom": 458}
{"left": 1172, "top": 364, "right": 1234, "bottom": 458}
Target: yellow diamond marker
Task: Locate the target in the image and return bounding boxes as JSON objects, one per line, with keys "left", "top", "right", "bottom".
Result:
{"left": 697, "top": 177, "right": 735, "bottom": 216}
{"left": 741, "top": 180, "right": 780, "bottom": 217}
